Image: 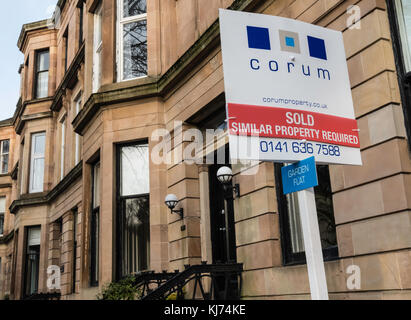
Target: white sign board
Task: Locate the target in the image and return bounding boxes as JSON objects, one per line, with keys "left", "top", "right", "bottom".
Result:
{"left": 219, "top": 9, "right": 362, "bottom": 165}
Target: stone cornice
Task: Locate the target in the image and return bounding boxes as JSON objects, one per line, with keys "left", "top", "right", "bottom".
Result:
{"left": 0, "top": 182, "right": 12, "bottom": 189}
{"left": 14, "top": 98, "right": 54, "bottom": 135}
{"left": 16, "top": 111, "right": 54, "bottom": 135}
{"left": 0, "top": 230, "right": 14, "bottom": 245}
{"left": 0, "top": 118, "right": 13, "bottom": 128}
{"left": 17, "top": 19, "right": 50, "bottom": 52}
{"left": 10, "top": 162, "right": 82, "bottom": 214}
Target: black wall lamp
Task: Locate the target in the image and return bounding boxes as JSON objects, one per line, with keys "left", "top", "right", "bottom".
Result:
{"left": 164, "top": 194, "right": 184, "bottom": 220}
{"left": 216, "top": 166, "right": 240, "bottom": 198}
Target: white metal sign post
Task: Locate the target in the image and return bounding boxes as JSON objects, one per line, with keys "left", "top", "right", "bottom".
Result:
{"left": 297, "top": 188, "right": 329, "bottom": 300}
{"left": 282, "top": 157, "right": 328, "bottom": 300}
{"left": 219, "top": 9, "right": 363, "bottom": 300}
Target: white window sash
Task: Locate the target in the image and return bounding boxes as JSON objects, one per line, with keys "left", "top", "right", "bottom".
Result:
{"left": 0, "top": 140, "right": 9, "bottom": 174}
{"left": 29, "top": 132, "right": 46, "bottom": 193}
{"left": 92, "top": 5, "right": 103, "bottom": 93}
{"left": 116, "top": 0, "right": 148, "bottom": 82}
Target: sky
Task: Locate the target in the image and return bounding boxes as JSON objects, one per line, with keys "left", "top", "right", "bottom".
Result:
{"left": 0, "top": 0, "right": 57, "bottom": 121}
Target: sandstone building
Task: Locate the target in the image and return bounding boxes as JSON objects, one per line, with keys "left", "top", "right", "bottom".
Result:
{"left": 0, "top": 0, "right": 411, "bottom": 300}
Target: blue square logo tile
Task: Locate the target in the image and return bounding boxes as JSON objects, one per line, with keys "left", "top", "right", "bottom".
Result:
{"left": 285, "top": 37, "right": 295, "bottom": 47}
{"left": 247, "top": 26, "right": 271, "bottom": 50}
{"left": 307, "top": 36, "right": 327, "bottom": 60}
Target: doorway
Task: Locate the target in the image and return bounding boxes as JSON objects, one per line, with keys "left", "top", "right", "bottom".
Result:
{"left": 208, "top": 162, "right": 238, "bottom": 299}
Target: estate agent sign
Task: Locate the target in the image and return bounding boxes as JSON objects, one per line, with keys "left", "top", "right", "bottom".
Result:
{"left": 219, "top": 9, "right": 362, "bottom": 165}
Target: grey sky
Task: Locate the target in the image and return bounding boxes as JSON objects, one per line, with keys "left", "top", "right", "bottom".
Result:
{"left": 0, "top": 0, "right": 57, "bottom": 121}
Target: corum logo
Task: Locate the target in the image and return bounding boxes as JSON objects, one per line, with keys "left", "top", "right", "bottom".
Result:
{"left": 246, "top": 25, "right": 331, "bottom": 81}
{"left": 246, "top": 26, "right": 328, "bottom": 61}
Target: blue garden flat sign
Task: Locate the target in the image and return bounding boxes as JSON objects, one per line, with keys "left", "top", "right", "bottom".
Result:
{"left": 281, "top": 156, "right": 318, "bottom": 194}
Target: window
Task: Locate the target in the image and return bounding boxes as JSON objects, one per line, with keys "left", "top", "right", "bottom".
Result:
{"left": 79, "top": 2, "right": 84, "bottom": 46}
{"left": 92, "top": 4, "right": 102, "bottom": 93}
{"left": 60, "top": 117, "right": 66, "bottom": 180}
{"left": 25, "top": 57, "right": 30, "bottom": 99}
{"left": 90, "top": 161, "right": 100, "bottom": 286}
{"left": 73, "top": 93, "right": 82, "bottom": 165}
{"left": 275, "top": 164, "right": 338, "bottom": 265}
{"left": 72, "top": 209, "right": 78, "bottom": 293}
{"left": 117, "top": 0, "right": 147, "bottom": 81}
{"left": 63, "top": 29, "right": 69, "bottom": 72}
{"left": 34, "top": 50, "right": 49, "bottom": 99}
{"left": 116, "top": 143, "right": 150, "bottom": 279}
{"left": 388, "top": 0, "right": 411, "bottom": 146}
{"left": 394, "top": 1, "right": 411, "bottom": 72}
{"left": 29, "top": 132, "right": 46, "bottom": 193}
{"left": 24, "top": 226, "right": 41, "bottom": 297}
{"left": 0, "top": 140, "right": 9, "bottom": 174}
{"left": 20, "top": 139, "right": 25, "bottom": 194}
{"left": 0, "top": 197, "right": 5, "bottom": 236}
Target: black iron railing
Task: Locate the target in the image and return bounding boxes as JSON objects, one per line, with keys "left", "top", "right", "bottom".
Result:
{"left": 23, "top": 292, "right": 61, "bottom": 300}
{"left": 141, "top": 263, "right": 243, "bottom": 300}
{"left": 132, "top": 270, "right": 179, "bottom": 297}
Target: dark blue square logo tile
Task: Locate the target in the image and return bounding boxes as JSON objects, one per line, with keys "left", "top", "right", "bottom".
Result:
{"left": 307, "top": 36, "right": 327, "bottom": 60}
{"left": 247, "top": 26, "right": 271, "bottom": 50}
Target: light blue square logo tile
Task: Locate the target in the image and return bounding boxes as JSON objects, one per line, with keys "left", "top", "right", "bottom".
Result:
{"left": 285, "top": 37, "right": 295, "bottom": 47}
{"left": 279, "top": 30, "right": 300, "bottom": 54}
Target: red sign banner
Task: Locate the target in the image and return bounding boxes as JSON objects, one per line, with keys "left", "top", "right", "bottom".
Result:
{"left": 227, "top": 103, "right": 360, "bottom": 148}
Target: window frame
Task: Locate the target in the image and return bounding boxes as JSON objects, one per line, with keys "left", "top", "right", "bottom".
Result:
{"left": 116, "top": 0, "right": 148, "bottom": 82}
{"left": 387, "top": 0, "right": 411, "bottom": 147}
{"left": 34, "top": 49, "right": 50, "bottom": 99}
{"left": 24, "top": 226, "right": 41, "bottom": 297}
{"left": 78, "top": 1, "right": 85, "bottom": 47}
{"left": 90, "top": 161, "right": 100, "bottom": 287}
{"left": 274, "top": 164, "right": 338, "bottom": 266}
{"left": 0, "top": 196, "right": 5, "bottom": 236}
{"left": 73, "top": 91, "right": 82, "bottom": 165}
{"left": 63, "top": 28, "right": 69, "bottom": 72}
{"left": 60, "top": 115, "right": 66, "bottom": 181}
{"left": 72, "top": 209, "right": 78, "bottom": 294}
{"left": 0, "top": 140, "right": 10, "bottom": 174}
{"left": 115, "top": 141, "right": 150, "bottom": 280}
{"left": 29, "top": 132, "right": 46, "bottom": 194}
{"left": 20, "top": 139, "right": 25, "bottom": 194}
{"left": 92, "top": 4, "right": 103, "bottom": 93}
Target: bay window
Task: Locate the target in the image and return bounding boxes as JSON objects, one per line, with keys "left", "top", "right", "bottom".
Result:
{"left": 34, "top": 50, "right": 49, "bottom": 99}
{"left": 0, "top": 140, "right": 9, "bottom": 174}
{"left": 29, "top": 132, "right": 46, "bottom": 193}
{"left": 117, "top": 0, "right": 148, "bottom": 81}
{"left": 116, "top": 143, "right": 150, "bottom": 279}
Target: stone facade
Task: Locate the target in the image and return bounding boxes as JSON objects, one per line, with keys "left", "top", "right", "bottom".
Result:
{"left": 0, "top": 0, "right": 410, "bottom": 300}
